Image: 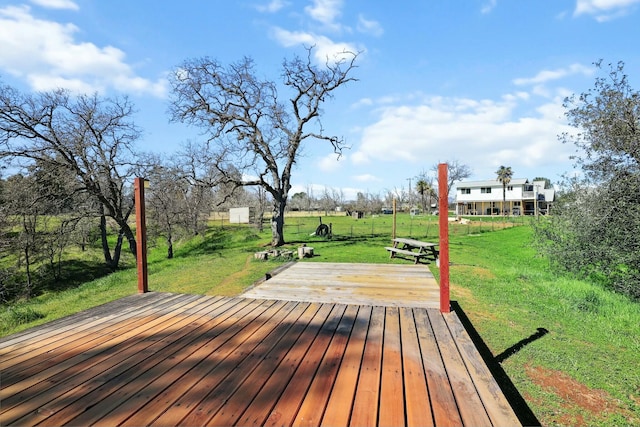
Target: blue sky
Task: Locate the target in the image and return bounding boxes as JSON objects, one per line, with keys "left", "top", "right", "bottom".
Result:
{"left": 1, "top": 0, "right": 639, "bottom": 199}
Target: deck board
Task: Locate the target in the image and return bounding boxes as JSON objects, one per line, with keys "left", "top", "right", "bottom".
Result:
{"left": 0, "top": 265, "right": 521, "bottom": 427}
{"left": 242, "top": 262, "right": 440, "bottom": 308}
{"left": 399, "top": 307, "right": 435, "bottom": 427}
{"left": 348, "top": 305, "right": 384, "bottom": 427}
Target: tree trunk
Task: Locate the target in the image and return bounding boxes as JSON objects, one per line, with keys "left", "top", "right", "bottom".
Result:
{"left": 167, "top": 232, "right": 174, "bottom": 259}
{"left": 99, "top": 214, "right": 114, "bottom": 267}
{"left": 23, "top": 246, "right": 32, "bottom": 298}
{"left": 271, "top": 200, "right": 286, "bottom": 247}
{"left": 119, "top": 221, "right": 137, "bottom": 260}
{"left": 502, "top": 184, "right": 507, "bottom": 216}
{"left": 110, "top": 231, "right": 124, "bottom": 270}
{"left": 257, "top": 211, "right": 264, "bottom": 233}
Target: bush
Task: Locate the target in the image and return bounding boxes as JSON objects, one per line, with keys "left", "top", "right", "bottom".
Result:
{"left": 533, "top": 175, "right": 640, "bottom": 300}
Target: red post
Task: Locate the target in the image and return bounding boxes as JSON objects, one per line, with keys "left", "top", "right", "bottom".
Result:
{"left": 134, "top": 177, "right": 148, "bottom": 293}
{"left": 438, "top": 164, "right": 450, "bottom": 313}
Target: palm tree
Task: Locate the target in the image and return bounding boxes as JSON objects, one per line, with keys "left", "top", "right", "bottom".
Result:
{"left": 415, "top": 179, "right": 430, "bottom": 214}
{"left": 496, "top": 166, "right": 513, "bottom": 216}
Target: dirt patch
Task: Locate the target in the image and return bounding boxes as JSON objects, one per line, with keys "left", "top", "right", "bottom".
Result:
{"left": 452, "top": 264, "right": 497, "bottom": 280}
{"left": 451, "top": 283, "right": 475, "bottom": 301}
{"left": 525, "top": 365, "right": 638, "bottom": 426}
{"left": 450, "top": 282, "right": 498, "bottom": 323}
{"left": 449, "top": 265, "right": 497, "bottom": 321}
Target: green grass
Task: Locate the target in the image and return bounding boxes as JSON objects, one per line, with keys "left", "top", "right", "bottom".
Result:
{"left": 1, "top": 213, "right": 638, "bottom": 426}
{"left": 446, "top": 226, "right": 640, "bottom": 426}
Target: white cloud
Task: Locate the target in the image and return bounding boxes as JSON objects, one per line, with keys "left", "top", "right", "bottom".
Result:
{"left": 288, "top": 183, "right": 362, "bottom": 201}
{"left": 350, "top": 150, "right": 370, "bottom": 165}
{"left": 256, "top": 0, "right": 288, "bottom": 13}
{"left": 305, "top": 0, "right": 343, "bottom": 30}
{"left": 513, "top": 63, "right": 593, "bottom": 86}
{"left": 270, "top": 27, "right": 360, "bottom": 63}
{"left": 574, "top": 0, "right": 640, "bottom": 21}
{"left": 318, "top": 152, "right": 344, "bottom": 172}
{"left": 339, "top": 187, "right": 364, "bottom": 200}
{"left": 350, "top": 97, "right": 374, "bottom": 109}
{"left": 357, "top": 15, "right": 383, "bottom": 37}
{"left": 27, "top": 73, "right": 96, "bottom": 93}
{"left": 0, "top": 5, "right": 166, "bottom": 97}
{"left": 30, "top": 0, "right": 78, "bottom": 10}
{"left": 353, "top": 174, "right": 381, "bottom": 183}
{"left": 481, "top": 0, "right": 497, "bottom": 14}
{"left": 351, "top": 93, "right": 574, "bottom": 180}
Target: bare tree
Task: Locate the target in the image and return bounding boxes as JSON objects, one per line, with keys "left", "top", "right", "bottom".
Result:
{"left": 146, "top": 162, "right": 187, "bottom": 259}
{"left": 430, "top": 160, "right": 472, "bottom": 202}
{"left": 252, "top": 185, "right": 268, "bottom": 233}
{"left": 168, "top": 47, "right": 359, "bottom": 246}
{"left": 290, "top": 192, "right": 309, "bottom": 211}
{"left": 3, "top": 174, "right": 42, "bottom": 297}
{"left": 319, "top": 187, "right": 337, "bottom": 215}
{"left": 0, "top": 85, "right": 141, "bottom": 270}
{"left": 172, "top": 143, "right": 219, "bottom": 235}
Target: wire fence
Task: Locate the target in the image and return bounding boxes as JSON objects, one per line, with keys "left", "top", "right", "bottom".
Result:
{"left": 280, "top": 214, "right": 531, "bottom": 241}
{"left": 208, "top": 209, "right": 535, "bottom": 241}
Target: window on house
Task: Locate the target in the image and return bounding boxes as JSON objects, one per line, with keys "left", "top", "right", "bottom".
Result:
{"left": 481, "top": 187, "right": 492, "bottom": 193}
{"left": 507, "top": 186, "right": 513, "bottom": 191}
{"left": 460, "top": 188, "right": 470, "bottom": 194}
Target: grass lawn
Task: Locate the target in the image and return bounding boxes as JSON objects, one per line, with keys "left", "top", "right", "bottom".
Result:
{"left": 1, "top": 213, "right": 638, "bottom": 426}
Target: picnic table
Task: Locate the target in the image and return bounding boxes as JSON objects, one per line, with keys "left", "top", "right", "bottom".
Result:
{"left": 385, "top": 237, "right": 439, "bottom": 264}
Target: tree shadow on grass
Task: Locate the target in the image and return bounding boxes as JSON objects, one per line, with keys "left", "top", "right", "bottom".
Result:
{"left": 451, "top": 301, "right": 543, "bottom": 427}
{"left": 36, "top": 260, "right": 114, "bottom": 294}
{"left": 284, "top": 234, "right": 390, "bottom": 246}
{"left": 173, "top": 229, "right": 231, "bottom": 258}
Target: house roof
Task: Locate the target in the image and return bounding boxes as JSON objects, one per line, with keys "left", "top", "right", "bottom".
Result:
{"left": 457, "top": 178, "right": 529, "bottom": 188}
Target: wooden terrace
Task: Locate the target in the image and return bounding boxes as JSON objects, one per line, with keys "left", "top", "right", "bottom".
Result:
{"left": 242, "top": 262, "right": 441, "bottom": 308}
{"left": 0, "top": 263, "right": 521, "bottom": 427}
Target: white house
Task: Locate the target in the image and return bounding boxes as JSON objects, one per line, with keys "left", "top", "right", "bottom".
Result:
{"left": 455, "top": 178, "right": 554, "bottom": 215}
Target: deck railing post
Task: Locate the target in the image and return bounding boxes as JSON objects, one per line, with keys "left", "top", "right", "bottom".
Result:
{"left": 134, "top": 177, "right": 148, "bottom": 293}
{"left": 438, "top": 164, "right": 450, "bottom": 313}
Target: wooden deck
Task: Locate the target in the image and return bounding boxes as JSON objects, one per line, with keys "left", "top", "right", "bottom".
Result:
{"left": 242, "top": 262, "right": 441, "bottom": 309}
{"left": 0, "top": 290, "right": 520, "bottom": 426}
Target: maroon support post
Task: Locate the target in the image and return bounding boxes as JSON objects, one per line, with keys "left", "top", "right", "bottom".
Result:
{"left": 438, "top": 164, "right": 450, "bottom": 313}
{"left": 134, "top": 177, "right": 148, "bottom": 293}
